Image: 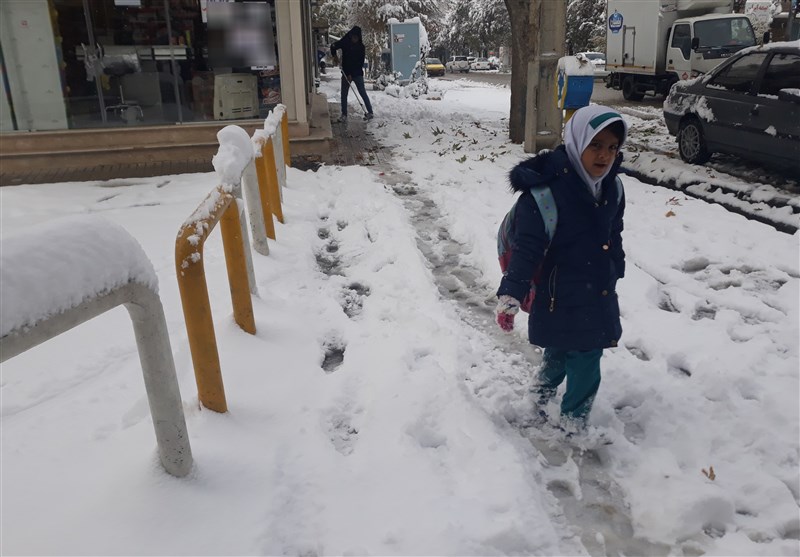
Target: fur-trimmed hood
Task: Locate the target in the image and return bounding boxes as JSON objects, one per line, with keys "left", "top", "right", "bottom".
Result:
{"left": 508, "top": 148, "right": 559, "bottom": 193}
{"left": 508, "top": 145, "right": 623, "bottom": 194}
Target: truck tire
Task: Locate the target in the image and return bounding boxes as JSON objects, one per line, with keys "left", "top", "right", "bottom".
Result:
{"left": 678, "top": 118, "right": 711, "bottom": 165}
{"left": 622, "top": 76, "right": 644, "bottom": 101}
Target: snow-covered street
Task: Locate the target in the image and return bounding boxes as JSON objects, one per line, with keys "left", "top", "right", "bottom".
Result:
{"left": 1, "top": 71, "right": 798, "bottom": 556}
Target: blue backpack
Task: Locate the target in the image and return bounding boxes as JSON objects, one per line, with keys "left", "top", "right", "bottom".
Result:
{"left": 497, "top": 177, "right": 623, "bottom": 313}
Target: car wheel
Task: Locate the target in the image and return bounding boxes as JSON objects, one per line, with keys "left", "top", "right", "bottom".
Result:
{"left": 622, "top": 76, "right": 644, "bottom": 101}
{"left": 678, "top": 118, "right": 711, "bottom": 164}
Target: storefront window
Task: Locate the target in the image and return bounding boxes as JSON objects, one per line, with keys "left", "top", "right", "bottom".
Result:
{"left": 0, "top": 0, "right": 281, "bottom": 131}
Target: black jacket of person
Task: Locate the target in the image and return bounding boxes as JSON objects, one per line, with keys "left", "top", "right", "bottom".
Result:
{"left": 331, "top": 26, "right": 366, "bottom": 78}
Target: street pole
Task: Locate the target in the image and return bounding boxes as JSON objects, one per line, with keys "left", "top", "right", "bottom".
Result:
{"left": 524, "top": 0, "right": 567, "bottom": 153}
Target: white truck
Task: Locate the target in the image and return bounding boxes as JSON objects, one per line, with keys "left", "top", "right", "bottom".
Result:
{"left": 605, "top": 0, "right": 758, "bottom": 100}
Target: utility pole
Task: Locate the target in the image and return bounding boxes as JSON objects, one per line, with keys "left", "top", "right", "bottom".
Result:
{"left": 523, "top": 0, "right": 567, "bottom": 153}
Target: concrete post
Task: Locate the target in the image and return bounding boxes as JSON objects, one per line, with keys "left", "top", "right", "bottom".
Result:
{"left": 524, "top": 0, "right": 566, "bottom": 153}
{"left": 125, "top": 283, "right": 193, "bottom": 477}
{"left": 1, "top": 282, "right": 193, "bottom": 478}
{"left": 263, "top": 139, "right": 285, "bottom": 224}
{"left": 273, "top": 120, "right": 287, "bottom": 199}
{"left": 242, "top": 160, "right": 270, "bottom": 256}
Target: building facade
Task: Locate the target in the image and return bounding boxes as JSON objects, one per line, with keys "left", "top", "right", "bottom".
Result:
{"left": 0, "top": 0, "right": 328, "bottom": 178}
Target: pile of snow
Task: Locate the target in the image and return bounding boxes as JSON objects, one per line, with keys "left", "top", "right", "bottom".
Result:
{"left": 0, "top": 215, "right": 156, "bottom": 337}
{"left": 212, "top": 125, "right": 253, "bottom": 185}
{"left": 560, "top": 54, "right": 595, "bottom": 76}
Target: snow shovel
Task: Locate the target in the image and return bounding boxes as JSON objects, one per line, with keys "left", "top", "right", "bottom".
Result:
{"left": 345, "top": 75, "right": 367, "bottom": 115}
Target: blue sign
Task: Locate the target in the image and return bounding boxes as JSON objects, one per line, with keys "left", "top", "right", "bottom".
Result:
{"left": 609, "top": 11, "right": 623, "bottom": 34}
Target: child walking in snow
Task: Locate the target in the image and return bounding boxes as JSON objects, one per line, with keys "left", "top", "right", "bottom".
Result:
{"left": 496, "top": 105, "right": 628, "bottom": 431}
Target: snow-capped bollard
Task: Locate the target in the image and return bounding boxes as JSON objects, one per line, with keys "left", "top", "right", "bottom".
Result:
{"left": 260, "top": 136, "right": 285, "bottom": 224}
{"left": 556, "top": 54, "right": 595, "bottom": 124}
{"left": 215, "top": 124, "right": 259, "bottom": 296}
{"left": 175, "top": 185, "right": 256, "bottom": 414}
{"left": 267, "top": 104, "right": 289, "bottom": 197}
{"left": 277, "top": 103, "right": 291, "bottom": 169}
{"left": 0, "top": 216, "right": 193, "bottom": 478}
{"left": 265, "top": 105, "right": 287, "bottom": 205}
{"left": 252, "top": 129, "right": 280, "bottom": 237}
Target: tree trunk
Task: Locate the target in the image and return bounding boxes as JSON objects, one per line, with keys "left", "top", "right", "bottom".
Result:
{"left": 504, "top": 0, "right": 531, "bottom": 144}
{"left": 788, "top": 2, "right": 799, "bottom": 41}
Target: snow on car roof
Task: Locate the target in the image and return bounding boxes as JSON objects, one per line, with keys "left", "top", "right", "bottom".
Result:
{"left": 735, "top": 39, "right": 800, "bottom": 57}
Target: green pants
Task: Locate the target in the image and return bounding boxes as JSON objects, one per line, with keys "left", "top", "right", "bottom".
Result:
{"left": 534, "top": 348, "right": 603, "bottom": 423}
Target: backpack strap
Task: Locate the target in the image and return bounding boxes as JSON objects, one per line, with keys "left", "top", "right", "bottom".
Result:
{"left": 529, "top": 186, "right": 557, "bottom": 243}
{"left": 614, "top": 176, "right": 624, "bottom": 206}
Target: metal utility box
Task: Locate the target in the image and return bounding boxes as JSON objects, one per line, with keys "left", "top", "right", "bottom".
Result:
{"left": 213, "top": 74, "right": 258, "bottom": 120}
{"left": 389, "top": 22, "right": 421, "bottom": 81}
{"left": 556, "top": 56, "right": 595, "bottom": 110}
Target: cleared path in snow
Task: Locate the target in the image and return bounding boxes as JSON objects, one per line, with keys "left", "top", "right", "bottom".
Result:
{"left": 375, "top": 160, "right": 670, "bottom": 557}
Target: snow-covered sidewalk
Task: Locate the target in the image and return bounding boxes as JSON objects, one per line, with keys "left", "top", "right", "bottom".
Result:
{"left": 1, "top": 73, "right": 798, "bottom": 556}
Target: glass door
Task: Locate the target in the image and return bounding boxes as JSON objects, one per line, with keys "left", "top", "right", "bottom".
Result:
{"left": 86, "top": 0, "right": 177, "bottom": 127}
{"left": 53, "top": 0, "right": 185, "bottom": 128}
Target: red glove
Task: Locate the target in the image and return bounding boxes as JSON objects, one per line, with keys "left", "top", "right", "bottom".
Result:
{"left": 496, "top": 295, "right": 520, "bottom": 332}
{"left": 497, "top": 312, "right": 515, "bottom": 332}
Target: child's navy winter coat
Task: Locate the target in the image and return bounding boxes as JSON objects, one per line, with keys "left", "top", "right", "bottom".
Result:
{"left": 497, "top": 145, "right": 625, "bottom": 351}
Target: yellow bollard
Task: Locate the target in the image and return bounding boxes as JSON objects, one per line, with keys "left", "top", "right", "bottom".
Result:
{"left": 220, "top": 202, "right": 256, "bottom": 335}
{"left": 263, "top": 138, "right": 285, "bottom": 224}
{"left": 281, "top": 110, "right": 291, "bottom": 167}
{"left": 253, "top": 148, "right": 277, "bottom": 240}
{"left": 175, "top": 187, "right": 256, "bottom": 413}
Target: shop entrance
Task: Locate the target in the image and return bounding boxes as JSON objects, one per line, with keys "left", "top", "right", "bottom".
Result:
{"left": 1, "top": 0, "right": 282, "bottom": 131}
{"left": 55, "top": 0, "right": 192, "bottom": 128}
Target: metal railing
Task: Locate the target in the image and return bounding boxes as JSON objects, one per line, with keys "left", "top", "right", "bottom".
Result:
{"left": 175, "top": 186, "right": 256, "bottom": 414}
{"left": 174, "top": 104, "right": 289, "bottom": 413}
{"left": 244, "top": 105, "right": 288, "bottom": 253}
{"left": 1, "top": 218, "right": 193, "bottom": 478}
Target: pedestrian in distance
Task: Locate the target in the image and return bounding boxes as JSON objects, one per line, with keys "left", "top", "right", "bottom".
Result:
{"left": 330, "top": 26, "right": 374, "bottom": 122}
{"left": 496, "top": 105, "right": 628, "bottom": 434}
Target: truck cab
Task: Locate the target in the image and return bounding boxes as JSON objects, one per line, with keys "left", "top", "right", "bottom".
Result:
{"left": 666, "top": 14, "right": 756, "bottom": 80}
{"left": 606, "top": 0, "right": 757, "bottom": 101}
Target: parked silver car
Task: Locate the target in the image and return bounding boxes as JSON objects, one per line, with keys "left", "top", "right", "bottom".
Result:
{"left": 470, "top": 57, "right": 492, "bottom": 71}
{"left": 663, "top": 41, "right": 800, "bottom": 174}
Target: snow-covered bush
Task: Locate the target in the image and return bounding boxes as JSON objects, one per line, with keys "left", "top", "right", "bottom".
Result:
{"left": 373, "top": 71, "right": 403, "bottom": 91}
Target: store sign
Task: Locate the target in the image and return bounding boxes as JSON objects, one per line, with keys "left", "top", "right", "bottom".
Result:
{"left": 207, "top": 1, "right": 277, "bottom": 68}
